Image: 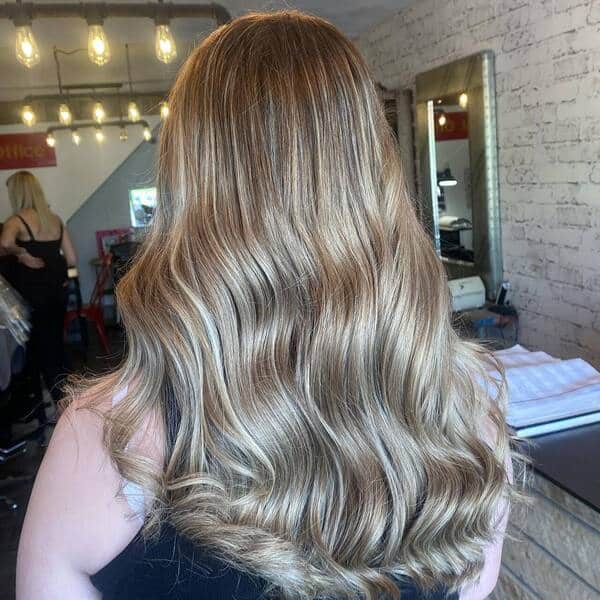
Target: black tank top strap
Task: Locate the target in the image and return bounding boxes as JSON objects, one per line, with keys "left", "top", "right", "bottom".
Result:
{"left": 59, "top": 221, "right": 64, "bottom": 243}
{"left": 16, "top": 214, "right": 34, "bottom": 241}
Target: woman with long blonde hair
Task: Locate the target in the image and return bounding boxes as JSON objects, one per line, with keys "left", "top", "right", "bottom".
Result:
{"left": 1, "top": 171, "right": 76, "bottom": 406}
{"left": 17, "top": 12, "right": 515, "bottom": 600}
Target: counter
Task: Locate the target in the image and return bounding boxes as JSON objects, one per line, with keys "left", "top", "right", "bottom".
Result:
{"left": 491, "top": 423, "right": 600, "bottom": 599}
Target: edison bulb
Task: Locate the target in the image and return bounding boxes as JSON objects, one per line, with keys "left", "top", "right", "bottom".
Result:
{"left": 155, "top": 24, "right": 177, "bottom": 63}
{"left": 21, "top": 105, "right": 36, "bottom": 127}
{"left": 93, "top": 102, "right": 105, "bottom": 123}
{"left": 160, "top": 101, "right": 169, "bottom": 120}
{"left": 88, "top": 24, "right": 111, "bottom": 66}
{"left": 438, "top": 113, "right": 447, "bottom": 127}
{"left": 128, "top": 101, "right": 141, "bottom": 122}
{"left": 72, "top": 129, "right": 81, "bottom": 146}
{"left": 143, "top": 126, "right": 152, "bottom": 141}
{"left": 119, "top": 126, "right": 128, "bottom": 142}
{"left": 95, "top": 127, "right": 105, "bottom": 143}
{"left": 15, "top": 25, "right": 40, "bottom": 68}
{"left": 459, "top": 92, "right": 468, "bottom": 109}
{"left": 46, "top": 133, "right": 56, "bottom": 148}
{"left": 58, "top": 104, "right": 72, "bottom": 126}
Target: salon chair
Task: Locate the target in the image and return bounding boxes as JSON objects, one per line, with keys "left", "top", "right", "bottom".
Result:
{"left": 0, "top": 377, "right": 50, "bottom": 512}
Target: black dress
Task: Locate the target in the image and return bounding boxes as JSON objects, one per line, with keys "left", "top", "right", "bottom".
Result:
{"left": 91, "top": 522, "right": 457, "bottom": 600}
{"left": 13, "top": 214, "right": 67, "bottom": 403}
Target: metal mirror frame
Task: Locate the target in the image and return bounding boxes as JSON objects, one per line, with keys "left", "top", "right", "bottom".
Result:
{"left": 415, "top": 51, "right": 502, "bottom": 299}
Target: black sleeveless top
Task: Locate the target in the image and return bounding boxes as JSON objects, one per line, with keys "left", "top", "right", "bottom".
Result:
{"left": 90, "top": 523, "right": 457, "bottom": 600}
{"left": 14, "top": 214, "right": 67, "bottom": 305}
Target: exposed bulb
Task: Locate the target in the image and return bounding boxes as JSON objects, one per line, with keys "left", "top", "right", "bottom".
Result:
{"left": 15, "top": 25, "right": 40, "bottom": 68}
{"left": 128, "top": 101, "right": 140, "bottom": 122}
{"left": 88, "top": 24, "right": 111, "bottom": 66}
{"left": 155, "top": 24, "right": 177, "bottom": 63}
{"left": 438, "top": 113, "right": 447, "bottom": 127}
{"left": 93, "top": 101, "right": 105, "bottom": 124}
{"left": 459, "top": 92, "right": 468, "bottom": 109}
{"left": 160, "top": 101, "right": 169, "bottom": 120}
{"left": 119, "top": 126, "right": 128, "bottom": 141}
{"left": 95, "top": 127, "right": 105, "bottom": 143}
{"left": 21, "top": 105, "right": 36, "bottom": 127}
{"left": 72, "top": 129, "right": 81, "bottom": 146}
{"left": 46, "top": 133, "right": 56, "bottom": 148}
{"left": 143, "top": 126, "right": 152, "bottom": 141}
{"left": 58, "top": 103, "right": 72, "bottom": 126}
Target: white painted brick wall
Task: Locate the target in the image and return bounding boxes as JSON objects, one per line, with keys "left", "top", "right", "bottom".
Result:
{"left": 357, "top": 0, "right": 600, "bottom": 366}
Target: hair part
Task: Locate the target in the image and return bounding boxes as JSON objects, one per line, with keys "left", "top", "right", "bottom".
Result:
{"left": 74, "top": 11, "right": 517, "bottom": 599}
{"left": 6, "top": 170, "right": 53, "bottom": 232}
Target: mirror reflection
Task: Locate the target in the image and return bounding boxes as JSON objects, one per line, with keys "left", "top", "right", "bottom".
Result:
{"left": 415, "top": 51, "right": 501, "bottom": 298}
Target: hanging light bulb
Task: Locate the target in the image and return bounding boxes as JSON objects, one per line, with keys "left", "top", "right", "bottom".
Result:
{"left": 21, "top": 105, "right": 36, "bottom": 127}
{"left": 15, "top": 24, "right": 41, "bottom": 68}
{"left": 95, "top": 127, "right": 105, "bottom": 143}
{"left": 119, "top": 126, "right": 128, "bottom": 141}
{"left": 87, "top": 22, "right": 111, "bottom": 66}
{"left": 155, "top": 24, "right": 177, "bottom": 63}
{"left": 93, "top": 101, "right": 106, "bottom": 123}
{"left": 71, "top": 129, "right": 81, "bottom": 146}
{"left": 58, "top": 103, "right": 72, "bottom": 126}
{"left": 128, "top": 101, "right": 141, "bottom": 122}
{"left": 46, "top": 132, "right": 56, "bottom": 148}
{"left": 160, "top": 101, "right": 169, "bottom": 120}
{"left": 459, "top": 92, "right": 468, "bottom": 109}
{"left": 438, "top": 113, "right": 447, "bottom": 127}
{"left": 143, "top": 126, "right": 152, "bottom": 141}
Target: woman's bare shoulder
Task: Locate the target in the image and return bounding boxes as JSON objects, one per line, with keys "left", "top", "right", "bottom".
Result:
{"left": 16, "top": 381, "right": 151, "bottom": 599}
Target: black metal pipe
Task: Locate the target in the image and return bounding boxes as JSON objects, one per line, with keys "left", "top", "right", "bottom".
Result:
{"left": 24, "top": 90, "right": 166, "bottom": 102}
{"left": 0, "top": 2, "right": 231, "bottom": 25}
{"left": 46, "top": 119, "right": 150, "bottom": 133}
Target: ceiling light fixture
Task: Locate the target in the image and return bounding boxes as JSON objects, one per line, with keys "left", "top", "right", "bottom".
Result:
{"left": 155, "top": 23, "right": 177, "bottom": 63}
{"left": 143, "top": 126, "right": 152, "bottom": 141}
{"left": 46, "top": 132, "right": 56, "bottom": 147}
{"left": 21, "top": 104, "right": 36, "bottom": 126}
{"left": 459, "top": 92, "right": 468, "bottom": 109}
{"left": 71, "top": 128, "right": 81, "bottom": 145}
{"left": 128, "top": 101, "right": 140, "bottom": 122}
{"left": 14, "top": 23, "right": 40, "bottom": 68}
{"left": 438, "top": 112, "right": 447, "bottom": 127}
{"left": 160, "top": 101, "right": 169, "bottom": 120}
{"left": 95, "top": 126, "right": 105, "bottom": 143}
{"left": 437, "top": 168, "right": 458, "bottom": 187}
{"left": 93, "top": 101, "right": 106, "bottom": 123}
{"left": 58, "top": 103, "right": 72, "bottom": 125}
{"left": 87, "top": 15, "right": 111, "bottom": 66}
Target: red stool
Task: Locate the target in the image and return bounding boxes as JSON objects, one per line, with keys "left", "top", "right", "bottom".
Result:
{"left": 64, "top": 254, "right": 112, "bottom": 355}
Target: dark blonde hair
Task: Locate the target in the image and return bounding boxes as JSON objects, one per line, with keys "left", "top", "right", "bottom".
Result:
{"left": 6, "top": 170, "right": 53, "bottom": 232}
{"left": 83, "top": 11, "right": 514, "bottom": 599}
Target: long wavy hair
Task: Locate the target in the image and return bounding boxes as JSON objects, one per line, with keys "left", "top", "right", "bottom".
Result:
{"left": 7, "top": 170, "right": 53, "bottom": 232}
{"left": 79, "top": 11, "right": 515, "bottom": 599}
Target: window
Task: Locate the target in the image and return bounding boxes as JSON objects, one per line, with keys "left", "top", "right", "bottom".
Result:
{"left": 129, "top": 187, "right": 157, "bottom": 227}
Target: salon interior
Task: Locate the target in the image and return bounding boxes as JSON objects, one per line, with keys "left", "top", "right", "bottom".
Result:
{"left": 0, "top": 1, "right": 598, "bottom": 598}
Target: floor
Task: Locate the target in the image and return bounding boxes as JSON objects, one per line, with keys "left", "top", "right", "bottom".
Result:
{"left": 0, "top": 325, "right": 124, "bottom": 599}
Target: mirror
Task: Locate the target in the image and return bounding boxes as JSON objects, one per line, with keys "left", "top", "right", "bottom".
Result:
{"left": 415, "top": 51, "right": 501, "bottom": 299}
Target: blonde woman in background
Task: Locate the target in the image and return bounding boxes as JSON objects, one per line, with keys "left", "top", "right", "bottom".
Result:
{"left": 1, "top": 171, "right": 76, "bottom": 406}
{"left": 18, "top": 12, "right": 516, "bottom": 600}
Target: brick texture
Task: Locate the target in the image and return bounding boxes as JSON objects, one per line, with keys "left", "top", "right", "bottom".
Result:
{"left": 357, "top": 0, "right": 600, "bottom": 365}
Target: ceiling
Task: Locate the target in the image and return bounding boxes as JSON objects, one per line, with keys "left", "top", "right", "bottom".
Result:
{"left": 0, "top": 0, "right": 413, "bottom": 105}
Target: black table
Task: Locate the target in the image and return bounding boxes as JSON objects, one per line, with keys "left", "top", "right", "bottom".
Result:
{"left": 527, "top": 423, "right": 600, "bottom": 512}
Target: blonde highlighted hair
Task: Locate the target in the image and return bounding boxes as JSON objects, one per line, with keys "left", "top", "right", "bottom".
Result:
{"left": 78, "top": 11, "right": 515, "bottom": 599}
{"left": 6, "top": 170, "right": 53, "bottom": 232}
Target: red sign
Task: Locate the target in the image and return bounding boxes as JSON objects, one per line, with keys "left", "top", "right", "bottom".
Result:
{"left": 435, "top": 111, "right": 469, "bottom": 141}
{"left": 0, "top": 133, "right": 57, "bottom": 170}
